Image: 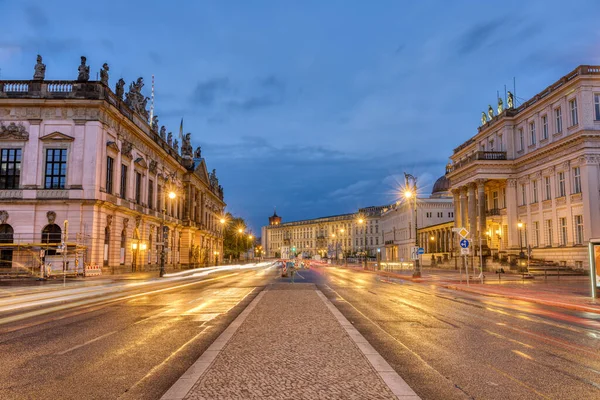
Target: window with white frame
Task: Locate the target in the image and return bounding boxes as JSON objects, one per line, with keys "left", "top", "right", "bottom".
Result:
{"left": 492, "top": 191, "right": 498, "bottom": 209}
{"left": 544, "top": 176, "right": 551, "bottom": 200}
{"left": 532, "top": 180, "right": 538, "bottom": 203}
{"left": 501, "top": 187, "right": 506, "bottom": 208}
{"left": 541, "top": 115, "right": 548, "bottom": 140}
{"left": 569, "top": 98, "right": 578, "bottom": 126}
{"left": 557, "top": 171, "right": 565, "bottom": 197}
{"left": 533, "top": 221, "right": 540, "bottom": 247}
{"left": 545, "top": 219, "right": 553, "bottom": 246}
{"left": 555, "top": 107, "right": 562, "bottom": 133}
{"left": 520, "top": 184, "right": 526, "bottom": 206}
{"left": 518, "top": 128, "right": 524, "bottom": 151}
{"left": 498, "top": 134, "right": 503, "bottom": 151}
{"left": 529, "top": 121, "right": 536, "bottom": 145}
{"left": 559, "top": 217, "right": 567, "bottom": 246}
{"left": 572, "top": 167, "right": 581, "bottom": 194}
{"left": 574, "top": 215, "right": 584, "bottom": 245}
{"left": 595, "top": 94, "right": 600, "bottom": 121}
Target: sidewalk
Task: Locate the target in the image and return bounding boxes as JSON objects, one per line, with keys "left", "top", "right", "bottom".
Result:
{"left": 362, "top": 267, "right": 600, "bottom": 314}
{"left": 162, "top": 283, "right": 419, "bottom": 400}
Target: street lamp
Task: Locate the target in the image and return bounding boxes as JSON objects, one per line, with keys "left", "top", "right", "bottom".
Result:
{"left": 131, "top": 241, "right": 138, "bottom": 273}
{"left": 331, "top": 233, "right": 337, "bottom": 262}
{"left": 340, "top": 228, "right": 347, "bottom": 266}
{"left": 248, "top": 234, "right": 254, "bottom": 260}
{"left": 404, "top": 172, "right": 420, "bottom": 278}
{"left": 517, "top": 221, "right": 524, "bottom": 259}
{"left": 236, "top": 227, "right": 243, "bottom": 261}
{"left": 159, "top": 187, "right": 177, "bottom": 278}
{"left": 357, "top": 218, "right": 367, "bottom": 269}
{"left": 430, "top": 235, "right": 435, "bottom": 253}
{"left": 214, "top": 250, "right": 219, "bottom": 266}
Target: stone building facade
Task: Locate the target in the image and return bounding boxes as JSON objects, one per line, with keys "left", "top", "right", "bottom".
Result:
{"left": 447, "top": 65, "right": 600, "bottom": 270}
{"left": 380, "top": 176, "right": 454, "bottom": 262}
{"left": 0, "top": 56, "right": 225, "bottom": 274}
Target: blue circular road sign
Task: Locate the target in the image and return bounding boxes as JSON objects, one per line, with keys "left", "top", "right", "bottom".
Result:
{"left": 460, "top": 239, "right": 469, "bottom": 248}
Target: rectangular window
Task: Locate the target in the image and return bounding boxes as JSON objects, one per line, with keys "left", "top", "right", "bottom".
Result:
{"left": 555, "top": 107, "right": 562, "bottom": 133}
{"left": 557, "top": 172, "right": 565, "bottom": 197}
{"left": 573, "top": 167, "right": 581, "bottom": 194}
{"left": 492, "top": 191, "right": 498, "bottom": 209}
{"left": 533, "top": 221, "right": 540, "bottom": 247}
{"left": 148, "top": 179, "right": 154, "bottom": 209}
{"left": 520, "top": 184, "right": 526, "bottom": 206}
{"left": 541, "top": 115, "right": 548, "bottom": 139}
{"left": 0, "top": 148, "right": 22, "bottom": 189}
{"left": 532, "top": 180, "right": 538, "bottom": 203}
{"left": 135, "top": 172, "right": 141, "bottom": 204}
{"left": 595, "top": 94, "right": 600, "bottom": 120}
{"left": 559, "top": 217, "right": 567, "bottom": 246}
{"left": 120, "top": 164, "right": 128, "bottom": 199}
{"left": 575, "top": 215, "right": 584, "bottom": 245}
{"left": 501, "top": 188, "right": 506, "bottom": 208}
{"left": 569, "top": 98, "right": 578, "bottom": 126}
{"left": 375, "top": 237, "right": 379, "bottom": 245}
{"left": 44, "top": 148, "right": 67, "bottom": 189}
{"left": 518, "top": 128, "right": 524, "bottom": 151}
{"left": 106, "top": 156, "right": 114, "bottom": 194}
{"left": 498, "top": 134, "right": 503, "bottom": 151}
{"left": 546, "top": 219, "right": 553, "bottom": 247}
{"left": 544, "top": 176, "right": 551, "bottom": 200}
{"left": 529, "top": 121, "right": 536, "bottom": 145}
{"left": 157, "top": 184, "right": 162, "bottom": 212}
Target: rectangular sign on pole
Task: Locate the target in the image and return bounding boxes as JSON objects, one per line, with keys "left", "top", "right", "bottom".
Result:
{"left": 461, "top": 247, "right": 470, "bottom": 255}
{"left": 588, "top": 240, "right": 600, "bottom": 298}
{"left": 411, "top": 246, "right": 419, "bottom": 260}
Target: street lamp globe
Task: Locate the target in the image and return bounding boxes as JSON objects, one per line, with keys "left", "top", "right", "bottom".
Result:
{"left": 168, "top": 191, "right": 176, "bottom": 199}
{"left": 220, "top": 218, "right": 226, "bottom": 224}
{"left": 358, "top": 218, "right": 364, "bottom": 224}
{"left": 517, "top": 221, "right": 523, "bottom": 229}
{"left": 238, "top": 228, "right": 243, "bottom": 234}
{"left": 404, "top": 190, "right": 413, "bottom": 199}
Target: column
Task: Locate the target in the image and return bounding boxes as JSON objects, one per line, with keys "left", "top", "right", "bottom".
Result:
{"left": 468, "top": 183, "right": 477, "bottom": 240}
{"left": 460, "top": 187, "right": 468, "bottom": 230}
{"left": 453, "top": 190, "right": 461, "bottom": 228}
{"left": 506, "top": 178, "right": 519, "bottom": 248}
{"left": 477, "top": 179, "right": 487, "bottom": 243}
{"left": 580, "top": 156, "right": 600, "bottom": 240}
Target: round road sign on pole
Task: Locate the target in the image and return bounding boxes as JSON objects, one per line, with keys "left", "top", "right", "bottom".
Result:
{"left": 460, "top": 239, "right": 469, "bottom": 248}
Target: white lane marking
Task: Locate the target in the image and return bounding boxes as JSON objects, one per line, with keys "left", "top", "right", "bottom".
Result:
{"left": 295, "top": 272, "right": 305, "bottom": 280}
{"left": 56, "top": 330, "right": 118, "bottom": 355}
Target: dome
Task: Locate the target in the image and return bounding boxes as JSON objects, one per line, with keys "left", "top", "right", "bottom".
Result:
{"left": 431, "top": 175, "right": 450, "bottom": 196}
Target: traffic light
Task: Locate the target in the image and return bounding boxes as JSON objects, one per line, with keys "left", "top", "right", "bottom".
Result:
{"left": 292, "top": 247, "right": 296, "bottom": 252}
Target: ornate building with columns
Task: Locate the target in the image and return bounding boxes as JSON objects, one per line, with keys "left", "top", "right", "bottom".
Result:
{"left": 381, "top": 176, "right": 454, "bottom": 262}
{"left": 446, "top": 65, "right": 600, "bottom": 270}
{"left": 0, "top": 56, "right": 225, "bottom": 275}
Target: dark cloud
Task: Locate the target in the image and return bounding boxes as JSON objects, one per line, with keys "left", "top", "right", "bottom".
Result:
{"left": 226, "top": 74, "right": 285, "bottom": 112}
{"left": 191, "top": 77, "right": 231, "bottom": 106}
{"left": 0, "top": 38, "right": 80, "bottom": 54}
{"left": 25, "top": 4, "right": 48, "bottom": 29}
{"left": 456, "top": 18, "right": 503, "bottom": 55}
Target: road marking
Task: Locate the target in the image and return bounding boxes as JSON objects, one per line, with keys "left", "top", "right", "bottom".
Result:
{"left": 295, "top": 272, "right": 305, "bottom": 280}
{"left": 57, "top": 330, "right": 118, "bottom": 355}
{"left": 511, "top": 349, "right": 534, "bottom": 360}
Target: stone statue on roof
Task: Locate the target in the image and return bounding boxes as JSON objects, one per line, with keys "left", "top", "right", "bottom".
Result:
{"left": 181, "top": 133, "right": 193, "bottom": 158}
{"left": 125, "top": 77, "right": 150, "bottom": 120}
{"left": 33, "top": 55, "right": 46, "bottom": 80}
{"left": 497, "top": 97, "right": 503, "bottom": 114}
{"left": 115, "top": 78, "right": 125, "bottom": 100}
{"left": 100, "top": 63, "right": 109, "bottom": 85}
{"left": 507, "top": 91, "right": 514, "bottom": 109}
{"left": 481, "top": 112, "right": 487, "bottom": 126}
{"left": 160, "top": 126, "right": 166, "bottom": 140}
{"left": 173, "top": 139, "right": 179, "bottom": 154}
{"left": 167, "top": 132, "right": 173, "bottom": 147}
{"left": 487, "top": 105, "right": 494, "bottom": 120}
{"left": 151, "top": 116, "right": 159, "bottom": 132}
{"left": 77, "top": 56, "right": 90, "bottom": 82}
{"left": 194, "top": 146, "right": 202, "bottom": 159}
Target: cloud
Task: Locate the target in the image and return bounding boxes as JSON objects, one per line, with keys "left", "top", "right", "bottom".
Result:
{"left": 328, "top": 180, "right": 374, "bottom": 199}
{"left": 456, "top": 18, "right": 503, "bottom": 55}
{"left": 25, "top": 4, "right": 48, "bottom": 29}
{"left": 191, "top": 77, "right": 231, "bottom": 106}
{"left": 226, "top": 74, "right": 285, "bottom": 112}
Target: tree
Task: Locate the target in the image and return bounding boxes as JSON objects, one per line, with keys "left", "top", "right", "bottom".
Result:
{"left": 222, "top": 213, "right": 253, "bottom": 261}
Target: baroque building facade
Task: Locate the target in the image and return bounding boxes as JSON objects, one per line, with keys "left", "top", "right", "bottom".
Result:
{"left": 0, "top": 56, "right": 225, "bottom": 274}
{"left": 446, "top": 65, "right": 600, "bottom": 270}
{"left": 261, "top": 206, "right": 387, "bottom": 259}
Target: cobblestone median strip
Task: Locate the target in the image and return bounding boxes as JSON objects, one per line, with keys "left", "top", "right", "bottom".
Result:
{"left": 315, "top": 291, "right": 420, "bottom": 399}
{"left": 162, "top": 284, "right": 419, "bottom": 399}
{"left": 160, "top": 290, "right": 267, "bottom": 400}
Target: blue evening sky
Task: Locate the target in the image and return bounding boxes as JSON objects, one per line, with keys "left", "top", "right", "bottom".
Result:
{"left": 1, "top": 1, "right": 599, "bottom": 233}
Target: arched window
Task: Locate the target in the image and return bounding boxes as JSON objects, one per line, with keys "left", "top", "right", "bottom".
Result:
{"left": 148, "top": 228, "right": 153, "bottom": 264}
{"left": 120, "top": 229, "right": 126, "bottom": 265}
{"left": 0, "top": 224, "right": 14, "bottom": 268}
{"left": 42, "top": 224, "right": 61, "bottom": 256}
{"left": 104, "top": 227, "right": 110, "bottom": 266}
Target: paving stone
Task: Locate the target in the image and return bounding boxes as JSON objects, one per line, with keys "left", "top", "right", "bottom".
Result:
{"left": 184, "top": 288, "right": 396, "bottom": 399}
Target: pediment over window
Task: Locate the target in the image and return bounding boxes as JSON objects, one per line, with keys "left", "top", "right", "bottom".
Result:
{"left": 107, "top": 141, "right": 120, "bottom": 152}
{"left": 39, "top": 132, "right": 74, "bottom": 142}
{"left": 194, "top": 158, "right": 210, "bottom": 185}
{"left": 134, "top": 157, "right": 148, "bottom": 169}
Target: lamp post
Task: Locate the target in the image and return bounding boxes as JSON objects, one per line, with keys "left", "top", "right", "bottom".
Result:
{"left": 517, "top": 221, "right": 524, "bottom": 259}
{"left": 132, "top": 241, "right": 138, "bottom": 273}
{"left": 236, "top": 228, "right": 243, "bottom": 261}
{"left": 404, "top": 173, "right": 420, "bottom": 278}
{"left": 358, "top": 218, "right": 367, "bottom": 269}
{"left": 340, "top": 228, "right": 347, "bottom": 266}
{"left": 248, "top": 234, "right": 253, "bottom": 261}
{"left": 214, "top": 250, "right": 219, "bottom": 266}
{"left": 160, "top": 190, "right": 176, "bottom": 277}
{"left": 331, "top": 233, "right": 337, "bottom": 263}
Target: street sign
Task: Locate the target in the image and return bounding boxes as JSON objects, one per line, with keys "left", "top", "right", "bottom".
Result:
{"left": 410, "top": 246, "right": 419, "bottom": 260}
{"left": 458, "top": 228, "right": 469, "bottom": 238}
{"left": 461, "top": 247, "right": 470, "bottom": 255}
{"left": 39, "top": 249, "right": 45, "bottom": 258}
{"left": 460, "top": 239, "right": 469, "bottom": 248}
{"left": 452, "top": 227, "right": 462, "bottom": 232}
{"left": 417, "top": 247, "right": 425, "bottom": 255}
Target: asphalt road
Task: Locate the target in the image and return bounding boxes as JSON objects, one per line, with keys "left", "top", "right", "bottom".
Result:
{"left": 0, "top": 266, "right": 279, "bottom": 400}
{"left": 305, "top": 266, "right": 600, "bottom": 400}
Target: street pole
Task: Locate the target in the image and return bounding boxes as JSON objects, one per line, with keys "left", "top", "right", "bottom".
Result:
{"left": 63, "top": 220, "right": 68, "bottom": 286}
{"left": 364, "top": 224, "right": 368, "bottom": 269}
{"left": 159, "top": 209, "right": 166, "bottom": 277}
{"left": 405, "top": 173, "right": 420, "bottom": 278}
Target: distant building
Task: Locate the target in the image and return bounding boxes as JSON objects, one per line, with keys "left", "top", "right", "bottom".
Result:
{"left": 446, "top": 65, "right": 600, "bottom": 270}
{"left": 260, "top": 205, "right": 389, "bottom": 259}
{"left": 380, "top": 175, "right": 454, "bottom": 262}
{"left": 0, "top": 56, "right": 225, "bottom": 274}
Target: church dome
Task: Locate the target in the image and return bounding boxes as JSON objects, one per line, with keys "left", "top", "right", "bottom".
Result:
{"left": 431, "top": 175, "right": 450, "bottom": 197}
